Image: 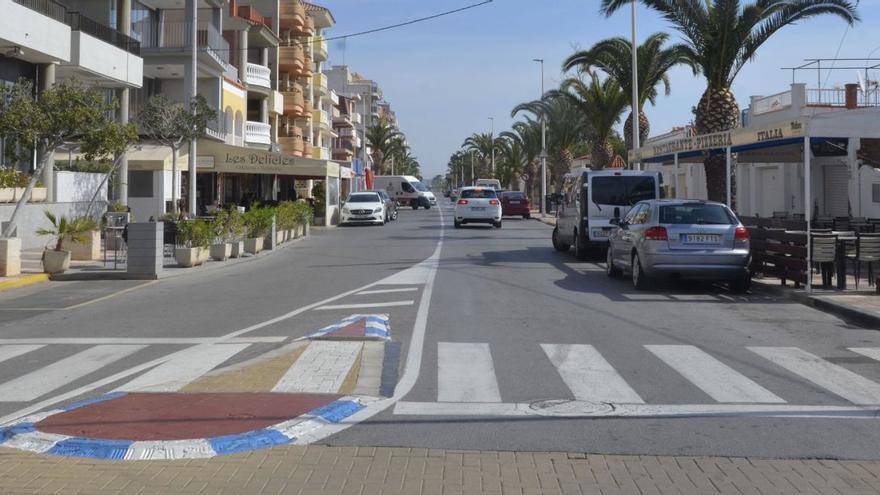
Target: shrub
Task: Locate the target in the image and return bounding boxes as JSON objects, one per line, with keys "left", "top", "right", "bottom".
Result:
{"left": 35, "top": 212, "right": 97, "bottom": 251}
{"left": 293, "top": 200, "right": 313, "bottom": 225}
{"left": 312, "top": 182, "right": 325, "bottom": 218}
{"left": 0, "top": 169, "right": 31, "bottom": 188}
{"left": 209, "top": 208, "right": 230, "bottom": 242}
{"left": 226, "top": 207, "right": 245, "bottom": 240}
{"left": 243, "top": 205, "right": 274, "bottom": 238}
{"left": 276, "top": 201, "right": 297, "bottom": 230}
{"left": 176, "top": 219, "right": 212, "bottom": 248}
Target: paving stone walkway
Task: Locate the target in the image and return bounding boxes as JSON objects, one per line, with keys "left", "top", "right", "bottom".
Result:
{"left": 2, "top": 445, "right": 880, "bottom": 494}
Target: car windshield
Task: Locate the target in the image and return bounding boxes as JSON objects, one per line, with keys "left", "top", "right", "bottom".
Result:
{"left": 591, "top": 176, "right": 657, "bottom": 206}
{"left": 347, "top": 194, "right": 380, "bottom": 203}
{"left": 371, "top": 191, "right": 389, "bottom": 200}
{"left": 659, "top": 204, "right": 735, "bottom": 225}
{"left": 461, "top": 189, "right": 497, "bottom": 199}
{"left": 502, "top": 192, "right": 526, "bottom": 200}
{"left": 412, "top": 181, "right": 428, "bottom": 192}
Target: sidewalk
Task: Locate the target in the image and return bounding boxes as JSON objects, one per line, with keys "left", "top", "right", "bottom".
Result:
{"left": 1, "top": 444, "right": 879, "bottom": 494}
{"left": 753, "top": 277, "right": 880, "bottom": 329}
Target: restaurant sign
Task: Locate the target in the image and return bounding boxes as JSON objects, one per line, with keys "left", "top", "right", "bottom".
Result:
{"left": 629, "top": 119, "right": 806, "bottom": 162}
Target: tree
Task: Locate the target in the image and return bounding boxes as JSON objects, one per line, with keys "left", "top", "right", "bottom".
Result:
{"left": 366, "top": 117, "right": 402, "bottom": 175}
{"left": 600, "top": 0, "right": 859, "bottom": 201}
{"left": 496, "top": 136, "right": 525, "bottom": 190}
{"left": 556, "top": 72, "right": 629, "bottom": 170}
{"left": 137, "top": 94, "right": 216, "bottom": 214}
{"left": 0, "top": 79, "right": 136, "bottom": 238}
{"left": 563, "top": 32, "right": 695, "bottom": 153}
{"left": 501, "top": 119, "right": 543, "bottom": 203}
{"left": 461, "top": 133, "right": 502, "bottom": 179}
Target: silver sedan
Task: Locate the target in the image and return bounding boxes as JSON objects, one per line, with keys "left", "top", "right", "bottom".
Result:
{"left": 605, "top": 199, "right": 751, "bottom": 292}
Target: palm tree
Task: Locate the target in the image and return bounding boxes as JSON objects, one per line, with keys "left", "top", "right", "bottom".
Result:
{"left": 495, "top": 136, "right": 524, "bottom": 189}
{"left": 556, "top": 71, "right": 628, "bottom": 170}
{"left": 366, "top": 117, "right": 402, "bottom": 175}
{"left": 600, "top": 0, "right": 859, "bottom": 201}
{"left": 512, "top": 93, "right": 586, "bottom": 191}
{"left": 462, "top": 132, "right": 502, "bottom": 179}
{"left": 563, "top": 32, "right": 695, "bottom": 153}
{"left": 500, "top": 119, "right": 543, "bottom": 203}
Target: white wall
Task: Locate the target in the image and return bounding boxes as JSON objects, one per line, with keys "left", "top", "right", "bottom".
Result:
{"left": 55, "top": 171, "right": 106, "bottom": 203}
{"left": 0, "top": 0, "right": 70, "bottom": 62}
{"left": 128, "top": 170, "right": 169, "bottom": 222}
{"left": 69, "top": 32, "right": 143, "bottom": 87}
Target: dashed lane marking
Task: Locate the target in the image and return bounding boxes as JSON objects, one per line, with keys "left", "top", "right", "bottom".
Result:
{"left": 315, "top": 301, "right": 414, "bottom": 310}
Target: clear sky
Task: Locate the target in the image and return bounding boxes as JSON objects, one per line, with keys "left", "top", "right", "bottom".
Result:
{"left": 318, "top": 0, "right": 880, "bottom": 179}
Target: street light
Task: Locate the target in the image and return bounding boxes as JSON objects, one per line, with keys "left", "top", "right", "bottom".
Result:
{"left": 470, "top": 149, "right": 476, "bottom": 186}
{"left": 489, "top": 117, "right": 495, "bottom": 177}
{"left": 533, "top": 58, "right": 546, "bottom": 215}
{"left": 630, "top": 0, "right": 641, "bottom": 171}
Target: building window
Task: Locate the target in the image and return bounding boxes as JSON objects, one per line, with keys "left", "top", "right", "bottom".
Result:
{"left": 129, "top": 171, "right": 154, "bottom": 198}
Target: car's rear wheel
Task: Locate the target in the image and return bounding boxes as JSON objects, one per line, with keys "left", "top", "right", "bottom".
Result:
{"left": 632, "top": 252, "right": 650, "bottom": 290}
{"left": 606, "top": 247, "right": 622, "bottom": 278}
{"left": 523, "top": 214, "right": 530, "bottom": 219}
{"left": 730, "top": 273, "right": 751, "bottom": 293}
{"left": 454, "top": 220, "right": 461, "bottom": 229}
{"left": 552, "top": 226, "right": 570, "bottom": 252}
{"left": 392, "top": 210, "right": 398, "bottom": 220}
{"left": 574, "top": 229, "right": 588, "bottom": 260}
{"left": 494, "top": 221, "right": 502, "bottom": 229}
{"left": 412, "top": 203, "right": 419, "bottom": 210}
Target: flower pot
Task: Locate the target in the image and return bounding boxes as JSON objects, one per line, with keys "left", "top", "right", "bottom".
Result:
{"left": 29, "top": 187, "right": 47, "bottom": 203}
{"left": 62, "top": 230, "right": 101, "bottom": 261}
{"left": 230, "top": 241, "right": 244, "bottom": 258}
{"left": 175, "top": 247, "right": 205, "bottom": 267}
{"left": 0, "top": 189, "right": 14, "bottom": 203}
{"left": 210, "top": 242, "right": 231, "bottom": 261}
{"left": 285, "top": 229, "right": 292, "bottom": 241}
{"left": 303, "top": 223, "right": 310, "bottom": 236}
{"left": 276, "top": 230, "right": 285, "bottom": 244}
{"left": 245, "top": 237, "right": 264, "bottom": 254}
{"left": 0, "top": 238, "right": 21, "bottom": 277}
{"left": 42, "top": 249, "right": 71, "bottom": 274}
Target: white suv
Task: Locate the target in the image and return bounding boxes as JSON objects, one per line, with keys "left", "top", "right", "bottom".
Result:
{"left": 454, "top": 187, "right": 502, "bottom": 229}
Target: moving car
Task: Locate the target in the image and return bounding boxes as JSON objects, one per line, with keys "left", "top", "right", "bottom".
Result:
{"left": 475, "top": 178, "right": 502, "bottom": 190}
{"left": 370, "top": 189, "right": 398, "bottom": 222}
{"left": 606, "top": 199, "right": 751, "bottom": 292}
{"left": 500, "top": 191, "right": 531, "bottom": 219}
{"left": 454, "top": 187, "right": 502, "bottom": 229}
{"left": 553, "top": 169, "right": 662, "bottom": 259}
{"left": 340, "top": 192, "right": 386, "bottom": 226}
{"left": 372, "top": 175, "right": 436, "bottom": 209}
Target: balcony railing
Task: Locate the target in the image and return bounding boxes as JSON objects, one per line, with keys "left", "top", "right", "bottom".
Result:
{"left": 245, "top": 63, "right": 272, "bottom": 89}
{"left": 66, "top": 12, "right": 141, "bottom": 55}
{"left": 205, "top": 125, "right": 225, "bottom": 142}
{"left": 315, "top": 146, "right": 330, "bottom": 160}
{"left": 141, "top": 20, "right": 229, "bottom": 64}
{"left": 12, "top": 0, "right": 66, "bottom": 23}
{"left": 311, "top": 72, "right": 327, "bottom": 93}
{"left": 806, "top": 88, "right": 880, "bottom": 107}
{"left": 246, "top": 121, "right": 272, "bottom": 145}
{"left": 236, "top": 5, "right": 272, "bottom": 29}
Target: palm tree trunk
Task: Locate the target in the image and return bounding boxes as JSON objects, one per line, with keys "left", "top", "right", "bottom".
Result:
{"left": 695, "top": 87, "right": 739, "bottom": 203}
{"left": 623, "top": 109, "right": 650, "bottom": 153}
{"left": 591, "top": 140, "right": 614, "bottom": 170}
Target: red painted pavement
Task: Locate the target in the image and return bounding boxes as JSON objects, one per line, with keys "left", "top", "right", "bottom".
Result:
{"left": 327, "top": 319, "right": 367, "bottom": 339}
{"left": 36, "top": 393, "right": 341, "bottom": 441}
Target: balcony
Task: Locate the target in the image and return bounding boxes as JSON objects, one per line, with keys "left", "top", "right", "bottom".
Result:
{"left": 140, "top": 20, "right": 230, "bottom": 68}
{"left": 282, "top": 83, "right": 304, "bottom": 116}
{"left": 304, "top": 16, "right": 314, "bottom": 36}
{"left": 269, "top": 90, "right": 284, "bottom": 115}
{"left": 279, "top": 44, "right": 304, "bottom": 75}
{"left": 54, "top": 11, "right": 143, "bottom": 87}
{"left": 279, "top": 0, "right": 306, "bottom": 34}
{"left": 312, "top": 109, "right": 330, "bottom": 128}
{"left": 315, "top": 146, "right": 330, "bottom": 160}
{"left": 312, "top": 37, "right": 328, "bottom": 62}
{"left": 245, "top": 62, "right": 271, "bottom": 89}
{"left": 236, "top": 5, "right": 272, "bottom": 29}
{"left": 246, "top": 121, "right": 272, "bottom": 145}
{"left": 279, "top": 136, "right": 304, "bottom": 157}
{"left": 337, "top": 127, "right": 356, "bottom": 138}
{"left": 351, "top": 113, "right": 362, "bottom": 125}
{"left": 333, "top": 113, "right": 353, "bottom": 127}
{"left": 311, "top": 73, "right": 327, "bottom": 95}
{"left": 303, "top": 143, "right": 312, "bottom": 158}
{"left": 3, "top": 0, "right": 70, "bottom": 64}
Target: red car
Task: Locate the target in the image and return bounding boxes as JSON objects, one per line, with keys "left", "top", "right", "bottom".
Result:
{"left": 500, "top": 191, "right": 531, "bottom": 219}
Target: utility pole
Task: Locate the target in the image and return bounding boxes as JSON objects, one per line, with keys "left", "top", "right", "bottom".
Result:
{"left": 470, "top": 150, "right": 475, "bottom": 186}
{"left": 630, "top": 0, "right": 641, "bottom": 171}
{"left": 185, "top": 0, "right": 198, "bottom": 215}
{"left": 533, "top": 58, "right": 546, "bottom": 214}
{"left": 489, "top": 117, "right": 495, "bottom": 177}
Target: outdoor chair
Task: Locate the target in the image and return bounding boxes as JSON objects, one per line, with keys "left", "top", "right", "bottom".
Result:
{"left": 833, "top": 217, "right": 850, "bottom": 232}
{"left": 772, "top": 211, "right": 788, "bottom": 219}
{"left": 852, "top": 233, "right": 880, "bottom": 288}
{"left": 815, "top": 216, "right": 833, "bottom": 229}
{"left": 811, "top": 233, "right": 838, "bottom": 289}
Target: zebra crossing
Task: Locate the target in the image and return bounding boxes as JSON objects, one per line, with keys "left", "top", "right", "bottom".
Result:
{"left": 394, "top": 342, "right": 880, "bottom": 418}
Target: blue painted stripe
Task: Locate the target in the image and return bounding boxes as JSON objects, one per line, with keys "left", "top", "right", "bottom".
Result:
{"left": 365, "top": 316, "right": 389, "bottom": 325}
{"left": 209, "top": 428, "right": 290, "bottom": 456}
{"left": 365, "top": 328, "right": 390, "bottom": 338}
{"left": 310, "top": 400, "right": 364, "bottom": 423}
{"left": 63, "top": 392, "right": 127, "bottom": 411}
{"left": 0, "top": 423, "right": 34, "bottom": 443}
{"left": 380, "top": 342, "right": 402, "bottom": 398}
{"left": 48, "top": 437, "right": 133, "bottom": 460}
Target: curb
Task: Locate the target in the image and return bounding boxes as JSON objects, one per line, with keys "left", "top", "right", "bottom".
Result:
{"left": 753, "top": 281, "right": 880, "bottom": 330}
{"left": 0, "top": 273, "right": 49, "bottom": 293}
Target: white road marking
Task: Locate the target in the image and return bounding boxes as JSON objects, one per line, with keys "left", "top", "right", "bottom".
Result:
{"left": 438, "top": 343, "right": 501, "bottom": 403}
{"left": 272, "top": 341, "right": 363, "bottom": 393}
{"left": 115, "top": 344, "right": 251, "bottom": 392}
{"left": 0, "top": 345, "right": 147, "bottom": 402}
{"left": 541, "top": 344, "right": 644, "bottom": 404}
{"left": 0, "top": 337, "right": 285, "bottom": 345}
{"left": 849, "top": 348, "right": 880, "bottom": 362}
{"left": 750, "top": 347, "right": 880, "bottom": 405}
{"left": 356, "top": 287, "right": 419, "bottom": 296}
{"left": 0, "top": 345, "right": 44, "bottom": 364}
{"left": 646, "top": 345, "right": 784, "bottom": 403}
{"left": 315, "top": 301, "right": 414, "bottom": 310}
{"left": 392, "top": 401, "right": 880, "bottom": 419}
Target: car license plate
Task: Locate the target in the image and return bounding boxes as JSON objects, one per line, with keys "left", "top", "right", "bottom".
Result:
{"left": 592, "top": 228, "right": 610, "bottom": 238}
{"left": 684, "top": 234, "right": 721, "bottom": 244}
{"left": 509, "top": 200, "right": 520, "bottom": 204}
{"left": 471, "top": 206, "right": 486, "bottom": 211}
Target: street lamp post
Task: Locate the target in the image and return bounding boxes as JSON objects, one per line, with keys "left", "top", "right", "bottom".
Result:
{"left": 470, "top": 149, "right": 475, "bottom": 186}
{"left": 533, "top": 58, "right": 546, "bottom": 215}
{"left": 489, "top": 117, "right": 495, "bottom": 177}
{"left": 185, "top": 0, "right": 198, "bottom": 215}
{"left": 630, "top": 0, "right": 641, "bottom": 171}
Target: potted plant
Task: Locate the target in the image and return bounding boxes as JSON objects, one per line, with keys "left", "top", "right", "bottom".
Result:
{"left": 227, "top": 207, "right": 245, "bottom": 258}
{"left": 293, "top": 200, "right": 313, "bottom": 237}
{"left": 61, "top": 215, "right": 100, "bottom": 260}
{"left": 174, "top": 218, "right": 211, "bottom": 267}
{"left": 35, "top": 212, "right": 93, "bottom": 274}
{"left": 243, "top": 205, "right": 272, "bottom": 254}
{"left": 209, "top": 209, "right": 232, "bottom": 261}
{"left": 312, "top": 182, "right": 326, "bottom": 226}
{"left": 276, "top": 201, "right": 297, "bottom": 242}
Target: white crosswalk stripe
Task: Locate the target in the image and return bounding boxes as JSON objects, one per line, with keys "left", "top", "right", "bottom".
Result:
{"left": 848, "top": 347, "right": 880, "bottom": 362}
{"left": 541, "top": 344, "right": 644, "bottom": 404}
{"left": 0, "top": 345, "right": 44, "bottom": 364}
{"left": 0, "top": 345, "right": 147, "bottom": 402}
{"left": 646, "top": 345, "right": 784, "bottom": 403}
{"left": 438, "top": 343, "right": 501, "bottom": 402}
{"left": 115, "top": 344, "right": 251, "bottom": 392}
{"left": 749, "top": 347, "right": 880, "bottom": 405}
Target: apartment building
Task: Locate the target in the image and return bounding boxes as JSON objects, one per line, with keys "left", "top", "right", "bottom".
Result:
{"left": 331, "top": 93, "right": 362, "bottom": 162}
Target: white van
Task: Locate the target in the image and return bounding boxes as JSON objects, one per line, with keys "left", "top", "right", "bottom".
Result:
{"left": 553, "top": 169, "right": 662, "bottom": 259}
{"left": 474, "top": 178, "right": 502, "bottom": 190}
{"left": 373, "top": 175, "right": 436, "bottom": 209}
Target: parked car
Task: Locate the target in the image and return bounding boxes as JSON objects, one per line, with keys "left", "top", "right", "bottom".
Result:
{"left": 370, "top": 189, "right": 398, "bottom": 222}
{"left": 454, "top": 187, "right": 502, "bottom": 229}
{"left": 341, "top": 192, "right": 386, "bottom": 226}
{"left": 500, "top": 191, "right": 531, "bottom": 219}
{"left": 475, "top": 178, "right": 502, "bottom": 190}
{"left": 605, "top": 199, "right": 751, "bottom": 292}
